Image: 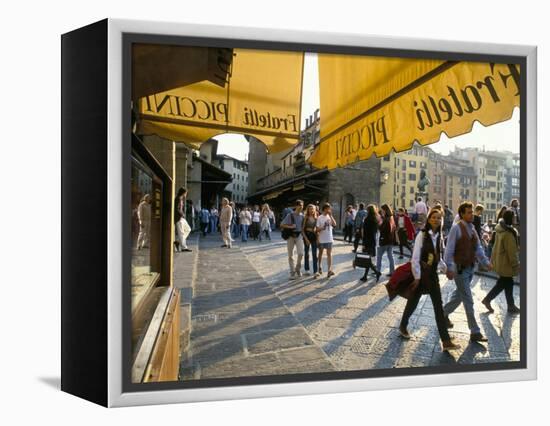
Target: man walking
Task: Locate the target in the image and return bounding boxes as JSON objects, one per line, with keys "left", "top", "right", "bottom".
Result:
{"left": 209, "top": 205, "right": 219, "bottom": 234}
{"left": 199, "top": 206, "right": 210, "bottom": 237}
{"left": 444, "top": 201, "right": 493, "bottom": 342}
{"left": 443, "top": 204, "right": 454, "bottom": 237}
{"left": 281, "top": 200, "right": 305, "bottom": 280}
{"left": 174, "top": 187, "right": 192, "bottom": 252}
{"left": 414, "top": 197, "right": 428, "bottom": 230}
{"left": 219, "top": 198, "right": 233, "bottom": 248}
{"left": 352, "top": 203, "right": 367, "bottom": 253}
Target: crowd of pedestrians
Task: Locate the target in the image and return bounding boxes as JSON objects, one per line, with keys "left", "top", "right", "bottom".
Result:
{"left": 176, "top": 187, "right": 521, "bottom": 352}
{"left": 277, "top": 197, "right": 521, "bottom": 352}
{"left": 188, "top": 198, "right": 279, "bottom": 247}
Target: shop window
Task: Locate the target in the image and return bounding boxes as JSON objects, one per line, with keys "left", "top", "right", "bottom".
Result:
{"left": 131, "top": 155, "right": 163, "bottom": 313}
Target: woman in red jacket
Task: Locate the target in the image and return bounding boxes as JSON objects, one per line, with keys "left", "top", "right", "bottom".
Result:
{"left": 396, "top": 208, "right": 415, "bottom": 259}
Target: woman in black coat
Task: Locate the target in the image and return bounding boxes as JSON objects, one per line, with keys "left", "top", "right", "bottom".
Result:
{"left": 399, "top": 208, "right": 460, "bottom": 351}
{"left": 360, "top": 204, "right": 382, "bottom": 282}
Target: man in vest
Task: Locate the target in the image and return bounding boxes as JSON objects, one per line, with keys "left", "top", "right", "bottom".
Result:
{"left": 443, "top": 201, "right": 493, "bottom": 342}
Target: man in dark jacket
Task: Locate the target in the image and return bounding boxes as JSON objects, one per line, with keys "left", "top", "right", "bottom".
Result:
{"left": 352, "top": 203, "right": 367, "bottom": 253}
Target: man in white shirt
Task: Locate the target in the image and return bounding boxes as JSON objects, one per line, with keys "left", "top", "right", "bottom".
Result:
{"left": 317, "top": 202, "right": 337, "bottom": 277}
{"left": 414, "top": 197, "right": 428, "bottom": 229}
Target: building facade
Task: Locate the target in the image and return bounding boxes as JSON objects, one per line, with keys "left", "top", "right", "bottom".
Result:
{"left": 216, "top": 154, "right": 249, "bottom": 205}
{"left": 449, "top": 147, "right": 507, "bottom": 222}
{"left": 504, "top": 152, "right": 521, "bottom": 205}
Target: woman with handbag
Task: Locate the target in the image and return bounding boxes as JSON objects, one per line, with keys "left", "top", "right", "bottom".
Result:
{"left": 399, "top": 208, "right": 461, "bottom": 351}
{"left": 359, "top": 204, "right": 382, "bottom": 282}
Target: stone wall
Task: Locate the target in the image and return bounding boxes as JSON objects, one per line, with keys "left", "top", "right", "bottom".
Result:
{"left": 247, "top": 136, "right": 267, "bottom": 196}
{"left": 327, "top": 157, "right": 381, "bottom": 227}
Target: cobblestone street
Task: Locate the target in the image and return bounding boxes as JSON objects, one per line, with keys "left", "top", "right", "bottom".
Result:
{"left": 180, "top": 232, "right": 521, "bottom": 380}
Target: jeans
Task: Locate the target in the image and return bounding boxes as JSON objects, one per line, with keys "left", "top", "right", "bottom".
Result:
{"left": 209, "top": 217, "right": 218, "bottom": 233}
{"left": 485, "top": 276, "right": 516, "bottom": 307}
{"left": 304, "top": 240, "right": 318, "bottom": 273}
{"left": 287, "top": 236, "right": 304, "bottom": 274}
{"left": 443, "top": 266, "right": 480, "bottom": 334}
{"left": 376, "top": 244, "right": 395, "bottom": 274}
{"left": 201, "top": 221, "right": 209, "bottom": 236}
{"left": 259, "top": 227, "right": 271, "bottom": 241}
{"left": 231, "top": 221, "right": 239, "bottom": 238}
{"left": 240, "top": 224, "right": 249, "bottom": 242}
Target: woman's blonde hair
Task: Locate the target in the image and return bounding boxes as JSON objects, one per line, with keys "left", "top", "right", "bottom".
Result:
{"left": 304, "top": 204, "right": 318, "bottom": 218}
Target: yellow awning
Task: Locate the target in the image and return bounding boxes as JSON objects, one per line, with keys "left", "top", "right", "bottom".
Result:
{"left": 136, "top": 48, "right": 304, "bottom": 153}
{"left": 310, "top": 55, "right": 520, "bottom": 169}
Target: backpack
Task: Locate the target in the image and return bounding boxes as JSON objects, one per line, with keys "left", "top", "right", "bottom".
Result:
{"left": 281, "top": 213, "right": 296, "bottom": 240}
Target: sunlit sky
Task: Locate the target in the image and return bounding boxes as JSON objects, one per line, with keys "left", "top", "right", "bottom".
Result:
{"left": 216, "top": 53, "right": 520, "bottom": 161}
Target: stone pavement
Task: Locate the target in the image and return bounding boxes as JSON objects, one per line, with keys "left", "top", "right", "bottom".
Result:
{"left": 180, "top": 234, "right": 335, "bottom": 379}
{"left": 180, "top": 232, "right": 520, "bottom": 379}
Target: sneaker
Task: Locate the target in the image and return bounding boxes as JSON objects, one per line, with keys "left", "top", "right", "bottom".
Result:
{"left": 295, "top": 270, "right": 302, "bottom": 277}
{"left": 375, "top": 272, "right": 381, "bottom": 283}
{"left": 508, "top": 305, "right": 521, "bottom": 314}
{"left": 289, "top": 274, "right": 297, "bottom": 281}
{"left": 319, "top": 267, "right": 323, "bottom": 274}
{"left": 360, "top": 276, "right": 368, "bottom": 282}
{"left": 481, "top": 298, "right": 494, "bottom": 313}
{"left": 442, "top": 340, "right": 461, "bottom": 351}
{"left": 313, "top": 272, "right": 320, "bottom": 278}
{"left": 399, "top": 326, "right": 411, "bottom": 339}
{"left": 444, "top": 316, "right": 454, "bottom": 329}
{"left": 470, "top": 332, "right": 488, "bottom": 342}
{"left": 182, "top": 248, "right": 192, "bottom": 252}
{"left": 327, "top": 270, "right": 335, "bottom": 278}
{"left": 220, "top": 244, "right": 227, "bottom": 248}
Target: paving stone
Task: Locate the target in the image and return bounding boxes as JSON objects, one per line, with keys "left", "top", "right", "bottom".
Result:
{"left": 244, "top": 327, "right": 314, "bottom": 355}
{"left": 180, "top": 234, "right": 521, "bottom": 380}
